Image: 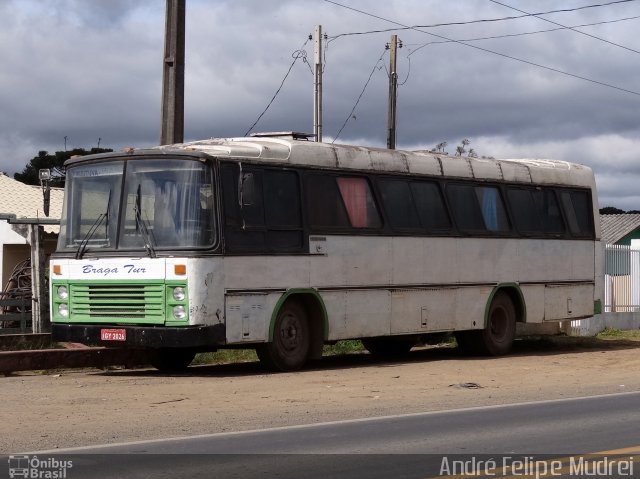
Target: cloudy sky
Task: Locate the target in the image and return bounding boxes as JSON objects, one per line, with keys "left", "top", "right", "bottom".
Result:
{"left": 1, "top": 0, "right": 639, "bottom": 209}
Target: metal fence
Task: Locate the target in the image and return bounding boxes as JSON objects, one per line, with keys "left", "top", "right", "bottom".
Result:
{"left": 604, "top": 244, "right": 640, "bottom": 312}
{"left": 0, "top": 295, "right": 32, "bottom": 333}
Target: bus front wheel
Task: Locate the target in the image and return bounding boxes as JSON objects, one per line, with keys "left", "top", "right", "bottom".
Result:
{"left": 257, "top": 300, "right": 310, "bottom": 372}
{"left": 147, "top": 348, "right": 196, "bottom": 371}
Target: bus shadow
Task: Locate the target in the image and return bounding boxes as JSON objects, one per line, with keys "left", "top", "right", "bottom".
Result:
{"left": 97, "top": 336, "right": 640, "bottom": 379}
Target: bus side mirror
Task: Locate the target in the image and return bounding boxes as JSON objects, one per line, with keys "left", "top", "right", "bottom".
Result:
{"left": 240, "top": 172, "right": 256, "bottom": 207}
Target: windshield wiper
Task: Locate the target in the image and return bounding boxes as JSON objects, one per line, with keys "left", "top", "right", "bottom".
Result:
{"left": 75, "top": 213, "right": 107, "bottom": 259}
{"left": 75, "top": 189, "right": 112, "bottom": 260}
{"left": 134, "top": 184, "right": 156, "bottom": 258}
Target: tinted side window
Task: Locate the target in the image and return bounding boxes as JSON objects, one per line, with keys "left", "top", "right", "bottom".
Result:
{"left": 221, "top": 164, "right": 266, "bottom": 251}
{"left": 446, "top": 184, "right": 484, "bottom": 232}
{"left": 378, "top": 179, "right": 421, "bottom": 230}
{"left": 305, "top": 175, "right": 350, "bottom": 229}
{"left": 221, "top": 164, "right": 303, "bottom": 253}
{"left": 507, "top": 188, "right": 541, "bottom": 233}
{"left": 336, "top": 177, "right": 382, "bottom": 229}
{"left": 410, "top": 181, "right": 451, "bottom": 231}
{"left": 475, "top": 186, "right": 510, "bottom": 232}
{"left": 561, "top": 190, "right": 593, "bottom": 237}
{"left": 239, "top": 170, "right": 265, "bottom": 227}
{"left": 534, "top": 189, "right": 564, "bottom": 234}
{"left": 264, "top": 170, "right": 301, "bottom": 228}
{"left": 221, "top": 163, "right": 239, "bottom": 227}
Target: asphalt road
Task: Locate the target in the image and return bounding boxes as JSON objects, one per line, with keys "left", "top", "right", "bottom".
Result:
{"left": 11, "top": 391, "right": 640, "bottom": 479}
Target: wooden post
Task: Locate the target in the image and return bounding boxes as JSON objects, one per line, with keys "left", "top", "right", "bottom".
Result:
{"left": 29, "top": 224, "right": 48, "bottom": 333}
{"left": 387, "top": 35, "right": 399, "bottom": 150}
{"left": 313, "top": 25, "right": 323, "bottom": 142}
{"left": 160, "top": 0, "right": 186, "bottom": 145}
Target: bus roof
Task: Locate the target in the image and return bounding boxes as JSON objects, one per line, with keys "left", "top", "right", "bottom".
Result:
{"left": 153, "top": 136, "right": 595, "bottom": 189}
{"left": 65, "top": 135, "right": 596, "bottom": 189}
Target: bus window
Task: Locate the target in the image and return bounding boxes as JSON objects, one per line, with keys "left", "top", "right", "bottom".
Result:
{"left": 264, "top": 170, "right": 301, "bottom": 228}
{"left": 222, "top": 164, "right": 303, "bottom": 253}
{"left": 378, "top": 179, "right": 421, "bottom": 230}
{"left": 507, "top": 188, "right": 541, "bottom": 234}
{"left": 534, "top": 189, "right": 564, "bottom": 234}
{"left": 305, "top": 174, "right": 351, "bottom": 229}
{"left": 336, "top": 177, "right": 381, "bottom": 229}
{"left": 264, "top": 170, "right": 303, "bottom": 251}
{"left": 446, "top": 184, "right": 484, "bottom": 232}
{"left": 475, "top": 186, "right": 510, "bottom": 232}
{"left": 561, "top": 190, "right": 592, "bottom": 237}
{"left": 410, "top": 181, "right": 451, "bottom": 231}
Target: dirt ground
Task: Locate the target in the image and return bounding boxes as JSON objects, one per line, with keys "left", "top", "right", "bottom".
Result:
{"left": 3, "top": 337, "right": 640, "bottom": 454}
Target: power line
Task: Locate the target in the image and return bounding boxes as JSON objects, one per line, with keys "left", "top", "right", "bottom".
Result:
{"left": 489, "top": 0, "right": 640, "bottom": 55}
{"left": 244, "top": 38, "right": 311, "bottom": 136}
{"left": 327, "top": 0, "right": 639, "bottom": 41}
{"left": 324, "top": 0, "right": 640, "bottom": 97}
{"left": 332, "top": 49, "right": 387, "bottom": 143}
{"left": 405, "top": 14, "right": 640, "bottom": 57}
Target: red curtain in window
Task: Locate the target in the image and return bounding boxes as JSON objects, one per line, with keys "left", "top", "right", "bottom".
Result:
{"left": 337, "top": 177, "right": 369, "bottom": 227}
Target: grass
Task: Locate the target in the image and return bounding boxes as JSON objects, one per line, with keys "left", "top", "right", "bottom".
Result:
{"left": 191, "top": 337, "right": 466, "bottom": 366}
{"left": 323, "top": 340, "right": 365, "bottom": 356}
{"left": 0, "top": 335, "right": 57, "bottom": 351}
{"left": 193, "top": 340, "right": 366, "bottom": 366}
{"left": 193, "top": 349, "right": 258, "bottom": 366}
{"left": 596, "top": 327, "right": 640, "bottom": 339}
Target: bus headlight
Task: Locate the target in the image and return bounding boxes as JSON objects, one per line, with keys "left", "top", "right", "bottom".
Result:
{"left": 173, "top": 287, "right": 186, "bottom": 301}
{"left": 58, "top": 304, "right": 69, "bottom": 317}
{"left": 172, "top": 305, "right": 186, "bottom": 320}
{"left": 57, "top": 285, "right": 69, "bottom": 300}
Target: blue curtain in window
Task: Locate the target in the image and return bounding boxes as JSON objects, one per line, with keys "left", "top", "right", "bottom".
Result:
{"left": 481, "top": 188, "right": 498, "bottom": 231}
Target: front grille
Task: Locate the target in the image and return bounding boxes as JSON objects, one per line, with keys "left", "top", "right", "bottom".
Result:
{"left": 70, "top": 283, "right": 164, "bottom": 322}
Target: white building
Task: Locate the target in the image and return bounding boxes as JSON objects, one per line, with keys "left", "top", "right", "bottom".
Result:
{"left": 0, "top": 173, "right": 63, "bottom": 290}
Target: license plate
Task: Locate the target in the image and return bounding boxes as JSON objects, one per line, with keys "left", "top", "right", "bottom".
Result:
{"left": 100, "top": 328, "right": 126, "bottom": 341}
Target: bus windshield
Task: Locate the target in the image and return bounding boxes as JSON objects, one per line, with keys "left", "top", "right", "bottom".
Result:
{"left": 57, "top": 159, "right": 215, "bottom": 253}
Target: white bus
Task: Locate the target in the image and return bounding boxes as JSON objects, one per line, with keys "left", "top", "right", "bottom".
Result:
{"left": 50, "top": 133, "right": 602, "bottom": 371}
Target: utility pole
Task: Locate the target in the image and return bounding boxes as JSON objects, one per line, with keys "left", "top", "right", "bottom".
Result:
{"left": 160, "top": 0, "right": 186, "bottom": 145}
{"left": 387, "top": 35, "right": 401, "bottom": 150}
{"left": 313, "top": 25, "right": 323, "bottom": 142}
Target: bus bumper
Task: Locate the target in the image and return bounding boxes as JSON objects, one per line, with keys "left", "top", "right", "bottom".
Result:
{"left": 51, "top": 323, "right": 226, "bottom": 349}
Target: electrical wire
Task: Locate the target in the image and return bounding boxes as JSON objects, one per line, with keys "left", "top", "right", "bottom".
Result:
{"left": 332, "top": 49, "right": 387, "bottom": 143}
{"left": 324, "top": 0, "right": 640, "bottom": 97}
{"left": 398, "top": 54, "right": 411, "bottom": 86}
{"left": 489, "top": 0, "right": 640, "bottom": 55}
{"left": 327, "top": 0, "right": 639, "bottom": 41}
{"left": 405, "top": 14, "right": 640, "bottom": 57}
{"left": 244, "top": 38, "right": 311, "bottom": 137}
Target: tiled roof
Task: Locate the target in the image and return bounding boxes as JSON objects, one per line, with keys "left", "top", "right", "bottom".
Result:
{"left": 600, "top": 214, "right": 640, "bottom": 245}
{"left": 0, "top": 173, "right": 64, "bottom": 234}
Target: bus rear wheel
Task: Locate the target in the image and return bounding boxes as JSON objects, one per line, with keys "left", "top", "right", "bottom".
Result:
{"left": 456, "top": 291, "right": 516, "bottom": 356}
{"left": 257, "top": 300, "right": 310, "bottom": 372}
{"left": 481, "top": 291, "right": 516, "bottom": 355}
{"left": 148, "top": 348, "right": 196, "bottom": 372}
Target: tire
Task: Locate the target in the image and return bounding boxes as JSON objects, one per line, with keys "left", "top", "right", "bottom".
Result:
{"left": 148, "top": 348, "right": 196, "bottom": 371}
{"left": 362, "top": 336, "right": 415, "bottom": 358}
{"left": 479, "top": 291, "right": 516, "bottom": 355}
{"left": 257, "top": 301, "right": 310, "bottom": 371}
{"left": 456, "top": 291, "right": 516, "bottom": 356}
